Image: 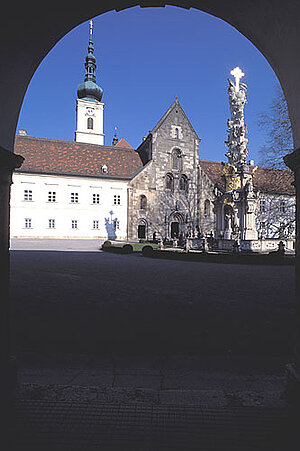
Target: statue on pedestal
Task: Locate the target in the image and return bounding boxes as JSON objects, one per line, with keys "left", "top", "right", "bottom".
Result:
{"left": 218, "top": 67, "right": 258, "bottom": 245}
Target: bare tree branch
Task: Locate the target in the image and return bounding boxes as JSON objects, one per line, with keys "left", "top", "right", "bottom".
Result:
{"left": 258, "top": 85, "right": 293, "bottom": 168}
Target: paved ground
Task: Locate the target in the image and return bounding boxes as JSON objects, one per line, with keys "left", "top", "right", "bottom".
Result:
{"left": 10, "top": 243, "right": 296, "bottom": 357}
{"left": 9, "top": 239, "right": 297, "bottom": 450}
{"left": 12, "top": 400, "right": 291, "bottom": 450}
{"left": 10, "top": 238, "right": 104, "bottom": 252}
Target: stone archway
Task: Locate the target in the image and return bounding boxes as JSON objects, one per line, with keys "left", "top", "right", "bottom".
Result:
{"left": 169, "top": 211, "right": 185, "bottom": 238}
{"left": 137, "top": 218, "right": 148, "bottom": 240}
{"left": 1, "top": 1, "right": 300, "bottom": 425}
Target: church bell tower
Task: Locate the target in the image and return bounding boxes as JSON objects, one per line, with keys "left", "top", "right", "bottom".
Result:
{"left": 75, "top": 20, "right": 104, "bottom": 145}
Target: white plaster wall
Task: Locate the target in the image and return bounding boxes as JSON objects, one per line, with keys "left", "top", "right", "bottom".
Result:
{"left": 75, "top": 99, "right": 104, "bottom": 145}
{"left": 10, "top": 172, "right": 128, "bottom": 240}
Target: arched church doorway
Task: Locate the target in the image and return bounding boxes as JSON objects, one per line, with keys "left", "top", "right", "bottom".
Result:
{"left": 138, "top": 224, "right": 146, "bottom": 239}
{"left": 171, "top": 221, "right": 179, "bottom": 238}
{"left": 137, "top": 219, "right": 148, "bottom": 239}
{"left": 169, "top": 212, "right": 184, "bottom": 238}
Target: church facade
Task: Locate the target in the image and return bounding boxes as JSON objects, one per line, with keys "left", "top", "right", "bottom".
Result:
{"left": 128, "top": 98, "right": 201, "bottom": 242}
{"left": 10, "top": 22, "right": 295, "bottom": 251}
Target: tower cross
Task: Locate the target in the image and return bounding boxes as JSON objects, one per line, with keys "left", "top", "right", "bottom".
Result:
{"left": 230, "top": 66, "right": 245, "bottom": 92}
{"left": 89, "top": 20, "right": 93, "bottom": 36}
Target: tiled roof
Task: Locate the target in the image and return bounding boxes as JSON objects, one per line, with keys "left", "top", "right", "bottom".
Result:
{"left": 13, "top": 136, "right": 294, "bottom": 195}
{"left": 115, "top": 138, "right": 133, "bottom": 149}
{"left": 14, "top": 135, "right": 143, "bottom": 179}
{"left": 200, "top": 160, "right": 295, "bottom": 196}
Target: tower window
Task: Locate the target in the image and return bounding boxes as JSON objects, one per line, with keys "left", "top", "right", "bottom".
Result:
{"left": 175, "top": 128, "right": 179, "bottom": 139}
{"left": 179, "top": 175, "right": 188, "bottom": 192}
{"left": 87, "top": 117, "right": 94, "bottom": 130}
{"left": 140, "top": 195, "right": 147, "bottom": 210}
{"left": 172, "top": 149, "right": 181, "bottom": 170}
{"left": 165, "top": 173, "right": 174, "bottom": 191}
{"left": 71, "top": 220, "right": 78, "bottom": 229}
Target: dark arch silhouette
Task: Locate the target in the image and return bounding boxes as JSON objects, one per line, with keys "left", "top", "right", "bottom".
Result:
{"left": 1, "top": 4, "right": 300, "bottom": 437}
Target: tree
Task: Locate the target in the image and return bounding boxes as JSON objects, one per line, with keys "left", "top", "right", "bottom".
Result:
{"left": 256, "top": 195, "right": 295, "bottom": 240}
{"left": 258, "top": 85, "right": 293, "bottom": 168}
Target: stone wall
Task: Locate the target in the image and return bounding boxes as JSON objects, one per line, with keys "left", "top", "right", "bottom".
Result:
{"left": 128, "top": 100, "right": 201, "bottom": 241}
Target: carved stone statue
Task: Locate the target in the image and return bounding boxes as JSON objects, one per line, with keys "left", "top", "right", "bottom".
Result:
{"left": 218, "top": 67, "right": 259, "bottom": 244}
{"left": 225, "top": 70, "right": 249, "bottom": 167}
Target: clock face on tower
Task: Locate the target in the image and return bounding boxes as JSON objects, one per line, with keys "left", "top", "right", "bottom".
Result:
{"left": 86, "top": 107, "right": 95, "bottom": 116}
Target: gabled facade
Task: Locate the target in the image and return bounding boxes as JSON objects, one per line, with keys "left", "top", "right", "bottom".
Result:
{"left": 128, "top": 98, "right": 202, "bottom": 241}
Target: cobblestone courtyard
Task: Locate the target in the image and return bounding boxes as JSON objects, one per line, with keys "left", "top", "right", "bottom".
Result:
{"left": 9, "top": 243, "right": 297, "bottom": 450}
{"left": 10, "top": 246, "right": 296, "bottom": 358}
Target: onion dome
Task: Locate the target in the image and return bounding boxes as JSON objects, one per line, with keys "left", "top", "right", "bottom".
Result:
{"left": 77, "top": 20, "right": 103, "bottom": 102}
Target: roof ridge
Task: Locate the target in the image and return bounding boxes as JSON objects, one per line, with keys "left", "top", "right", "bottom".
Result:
{"left": 199, "top": 158, "right": 291, "bottom": 172}
{"left": 15, "top": 135, "right": 136, "bottom": 152}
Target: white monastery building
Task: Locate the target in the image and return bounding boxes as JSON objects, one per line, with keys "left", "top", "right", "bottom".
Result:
{"left": 11, "top": 22, "right": 295, "bottom": 250}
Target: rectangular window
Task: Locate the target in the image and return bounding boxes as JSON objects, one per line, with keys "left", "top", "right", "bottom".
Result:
{"left": 259, "top": 200, "right": 266, "bottom": 212}
{"left": 92, "top": 193, "right": 100, "bottom": 204}
{"left": 71, "top": 220, "right": 78, "bottom": 229}
{"left": 24, "top": 189, "right": 33, "bottom": 201}
{"left": 25, "top": 218, "right": 32, "bottom": 228}
{"left": 280, "top": 200, "right": 286, "bottom": 213}
{"left": 113, "top": 194, "right": 121, "bottom": 205}
{"left": 48, "top": 219, "right": 55, "bottom": 229}
{"left": 115, "top": 220, "right": 120, "bottom": 230}
{"left": 93, "top": 220, "right": 99, "bottom": 229}
{"left": 48, "top": 191, "right": 56, "bottom": 202}
{"left": 71, "top": 192, "right": 79, "bottom": 203}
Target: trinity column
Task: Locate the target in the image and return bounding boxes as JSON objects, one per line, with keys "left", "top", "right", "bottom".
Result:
{"left": 216, "top": 67, "right": 258, "bottom": 249}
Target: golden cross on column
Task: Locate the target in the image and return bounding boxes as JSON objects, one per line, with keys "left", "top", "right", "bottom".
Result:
{"left": 230, "top": 66, "right": 245, "bottom": 92}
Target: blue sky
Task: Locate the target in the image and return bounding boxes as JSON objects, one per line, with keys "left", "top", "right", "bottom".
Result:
{"left": 17, "top": 6, "right": 279, "bottom": 163}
